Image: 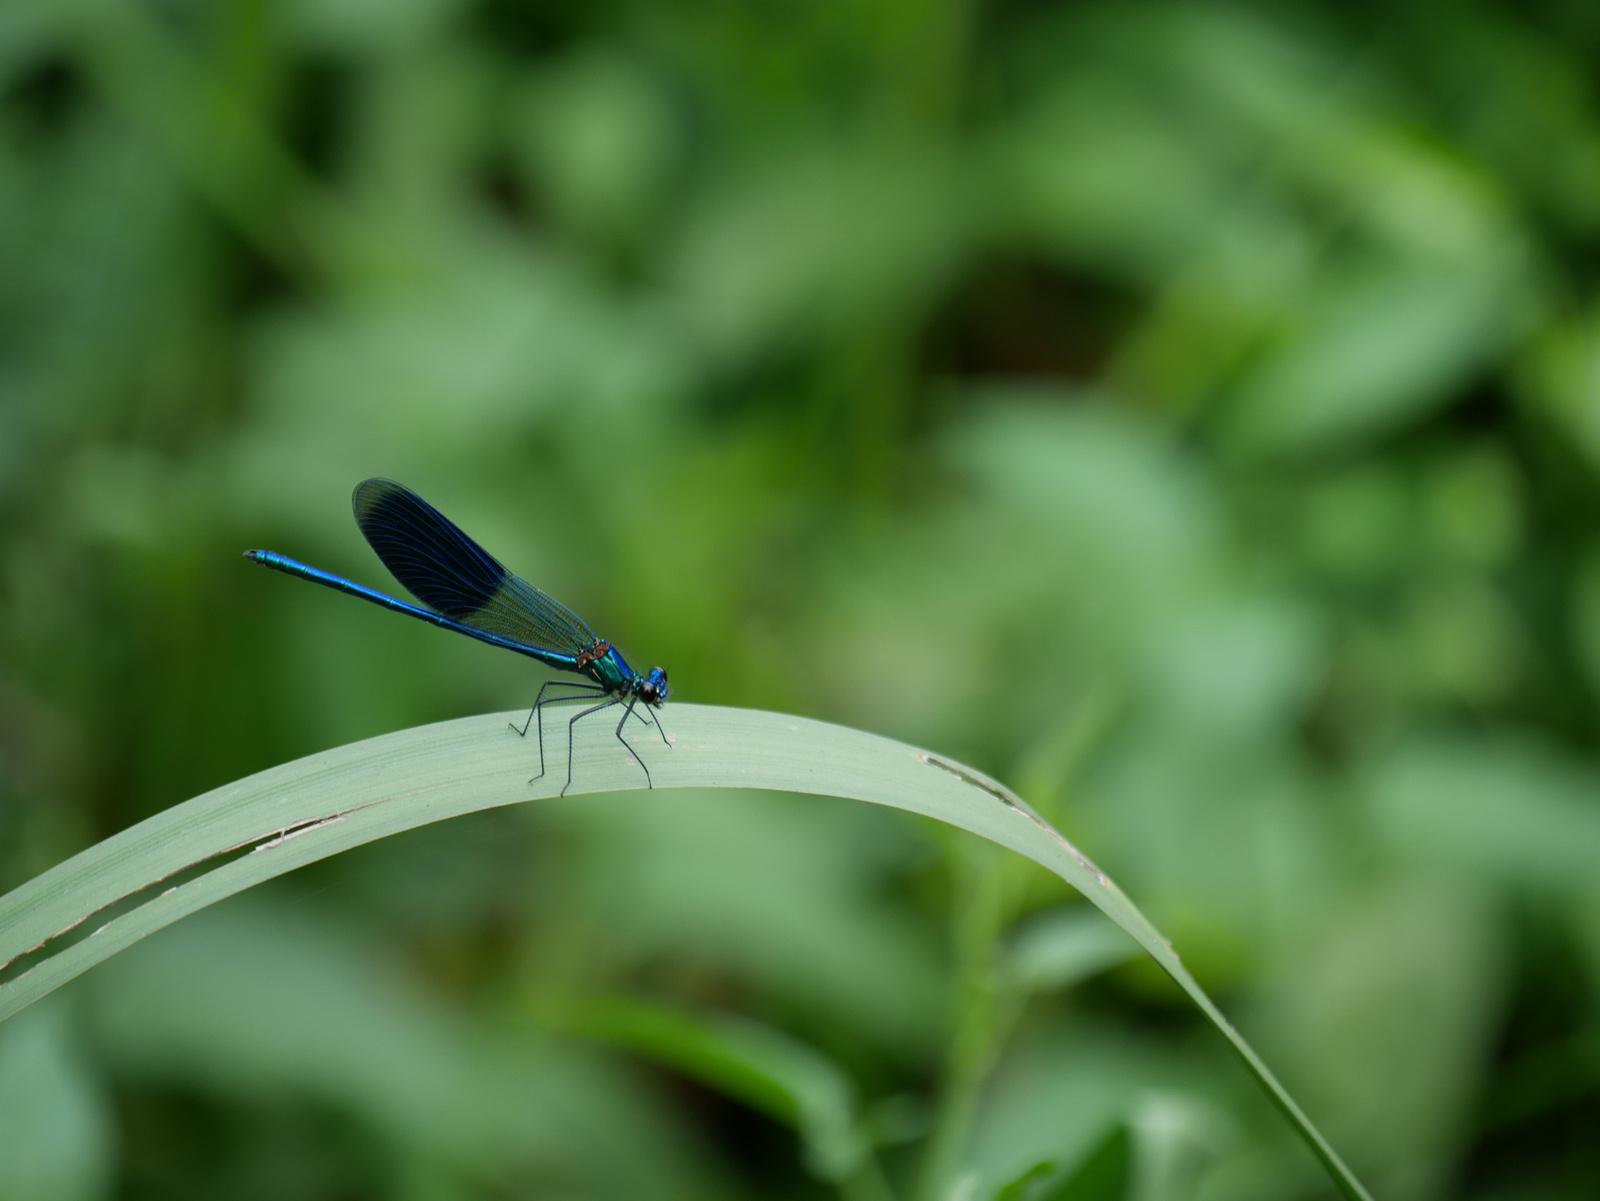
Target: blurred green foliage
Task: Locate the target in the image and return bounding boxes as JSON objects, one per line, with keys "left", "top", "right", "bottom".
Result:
{"left": 3, "top": 0, "right": 1600, "bottom": 1196}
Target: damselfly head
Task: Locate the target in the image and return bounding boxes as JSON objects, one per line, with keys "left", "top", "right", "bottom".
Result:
{"left": 639, "top": 666, "right": 669, "bottom": 706}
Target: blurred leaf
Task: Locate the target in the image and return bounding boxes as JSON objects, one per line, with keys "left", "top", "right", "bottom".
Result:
{"left": 997, "top": 73, "right": 1235, "bottom": 284}
{"left": 1250, "top": 878, "right": 1502, "bottom": 1199}
{"left": 967, "top": 1025, "right": 1162, "bottom": 1200}
{"left": 247, "top": 243, "right": 689, "bottom": 466}
{"left": 57, "top": 0, "right": 321, "bottom": 274}
{"left": 1225, "top": 257, "right": 1530, "bottom": 456}
{"left": 0, "top": 1000, "right": 114, "bottom": 1201}
{"left": 1082, "top": 735, "right": 1331, "bottom": 984}
{"left": 1401, "top": 6, "right": 1600, "bottom": 235}
{"left": 1140, "top": 598, "right": 1319, "bottom": 741}
{"left": 1367, "top": 735, "right": 1600, "bottom": 890}
{"left": 1519, "top": 309, "right": 1600, "bottom": 472}
{"left": 994, "top": 1161, "right": 1057, "bottom": 1201}
{"left": 87, "top": 901, "right": 711, "bottom": 1199}
{"left": 1001, "top": 906, "right": 1138, "bottom": 995}
{"left": 512, "top": 51, "right": 681, "bottom": 247}
{"left": 282, "top": 0, "right": 462, "bottom": 54}
{"left": 674, "top": 138, "right": 960, "bottom": 360}
{"left": 0, "top": 705, "right": 1371, "bottom": 1200}
{"left": 992, "top": 1124, "right": 1129, "bottom": 1201}
{"left": 558, "top": 994, "right": 867, "bottom": 1182}
{"left": 558, "top": 787, "right": 944, "bottom": 1055}
{"left": 1127, "top": 1093, "right": 1230, "bottom": 1201}
{"left": 951, "top": 397, "right": 1218, "bottom": 628}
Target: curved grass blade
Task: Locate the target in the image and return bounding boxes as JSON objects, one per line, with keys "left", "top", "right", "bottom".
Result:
{"left": 0, "top": 704, "right": 1370, "bottom": 1201}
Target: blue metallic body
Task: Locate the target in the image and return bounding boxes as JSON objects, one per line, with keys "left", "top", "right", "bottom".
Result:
{"left": 246, "top": 550, "right": 586, "bottom": 673}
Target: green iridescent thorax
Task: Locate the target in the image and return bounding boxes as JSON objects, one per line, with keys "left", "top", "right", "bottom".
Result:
{"left": 582, "top": 642, "right": 632, "bottom": 692}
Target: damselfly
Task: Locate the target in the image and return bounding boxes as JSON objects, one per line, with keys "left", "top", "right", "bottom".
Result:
{"left": 246, "top": 479, "right": 669, "bottom": 794}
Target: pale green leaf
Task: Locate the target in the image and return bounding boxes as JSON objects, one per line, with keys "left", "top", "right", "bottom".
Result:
{"left": 0, "top": 704, "right": 1370, "bottom": 1201}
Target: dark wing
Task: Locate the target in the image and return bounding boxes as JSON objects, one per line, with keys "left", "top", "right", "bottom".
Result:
{"left": 352, "top": 479, "right": 599, "bottom": 655}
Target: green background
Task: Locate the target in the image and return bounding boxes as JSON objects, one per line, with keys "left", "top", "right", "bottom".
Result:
{"left": 3, "top": 0, "right": 1600, "bottom": 1196}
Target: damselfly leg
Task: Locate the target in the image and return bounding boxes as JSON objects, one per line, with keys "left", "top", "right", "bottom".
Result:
{"left": 563, "top": 696, "right": 621, "bottom": 795}
{"left": 642, "top": 704, "right": 670, "bottom": 750}
{"left": 511, "top": 678, "right": 603, "bottom": 736}
{"left": 513, "top": 679, "right": 605, "bottom": 783}
{"left": 613, "top": 694, "right": 653, "bottom": 788}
